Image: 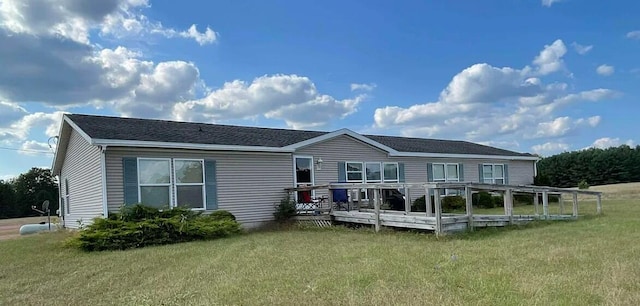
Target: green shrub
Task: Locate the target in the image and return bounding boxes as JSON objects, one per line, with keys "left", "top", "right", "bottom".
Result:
{"left": 578, "top": 180, "right": 590, "bottom": 190}
{"left": 472, "top": 191, "right": 495, "bottom": 208}
{"left": 208, "top": 210, "right": 236, "bottom": 221}
{"left": 514, "top": 194, "right": 534, "bottom": 206}
{"left": 441, "top": 196, "right": 465, "bottom": 211}
{"left": 492, "top": 195, "right": 504, "bottom": 207}
{"left": 274, "top": 195, "right": 296, "bottom": 221}
{"left": 412, "top": 195, "right": 436, "bottom": 213}
{"left": 72, "top": 205, "right": 242, "bottom": 251}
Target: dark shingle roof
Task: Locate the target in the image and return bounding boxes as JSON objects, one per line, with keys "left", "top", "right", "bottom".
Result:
{"left": 365, "top": 135, "right": 532, "bottom": 156}
{"left": 67, "top": 114, "right": 532, "bottom": 157}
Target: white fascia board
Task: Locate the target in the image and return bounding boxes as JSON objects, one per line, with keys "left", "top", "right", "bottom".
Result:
{"left": 389, "top": 151, "right": 540, "bottom": 161}
{"left": 284, "top": 128, "right": 399, "bottom": 154}
{"left": 92, "top": 139, "right": 294, "bottom": 153}
{"left": 63, "top": 115, "right": 94, "bottom": 144}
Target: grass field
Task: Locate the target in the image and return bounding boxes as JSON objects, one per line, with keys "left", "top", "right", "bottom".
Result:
{"left": 0, "top": 188, "right": 638, "bottom": 305}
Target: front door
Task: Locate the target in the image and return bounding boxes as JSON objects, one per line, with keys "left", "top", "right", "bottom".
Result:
{"left": 294, "top": 156, "right": 314, "bottom": 203}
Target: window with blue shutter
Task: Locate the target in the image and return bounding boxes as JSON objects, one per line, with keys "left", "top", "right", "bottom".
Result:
{"left": 204, "top": 160, "right": 218, "bottom": 210}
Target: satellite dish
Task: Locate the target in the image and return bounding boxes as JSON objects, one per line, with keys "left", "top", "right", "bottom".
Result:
{"left": 42, "top": 200, "right": 50, "bottom": 212}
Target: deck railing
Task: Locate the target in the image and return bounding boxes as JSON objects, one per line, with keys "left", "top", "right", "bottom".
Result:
{"left": 285, "top": 182, "right": 603, "bottom": 235}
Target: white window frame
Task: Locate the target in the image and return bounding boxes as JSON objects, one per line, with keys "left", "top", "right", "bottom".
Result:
{"left": 382, "top": 162, "right": 399, "bottom": 183}
{"left": 345, "top": 162, "right": 364, "bottom": 183}
{"left": 432, "top": 163, "right": 460, "bottom": 182}
{"left": 293, "top": 155, "right": 315, "bottom": 202}
{"left": 482, "top": 163, "right": 505, "bottom": 184}
{"left": 173, "top": 158, "right": 206, "bottom": 210}
{"left": 137, "top": 157, "right": 173, "bottom": 208}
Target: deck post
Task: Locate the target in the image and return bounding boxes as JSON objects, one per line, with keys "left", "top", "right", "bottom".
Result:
{"left": 542, "top": 190, "right": 549, "bottom": 219}
{"left": 572, "top": 192, "right": 578, "bottom": 218}
{"left": 434, "top": 188, "right": 442, "bottom": 235}
{"left": 505, "top": 189, "right": 513, "bottom": 224}
{"left": 533, "top": 192, "right": 539, "bottom": 215}
{"left": 425, "top": 188, "right": 433, "bottom": 217}
{"left": 465, "top": 186, "right": 474, "bottom": 231}
{"left": 374, "top": 188, "right": 381, "bottom": 232}
{"left": 328, "top": 185, "right": 334, "bottom": 213}
{"left": 559, "top": 193, "right": 565, "bottom": 215}
{"left": 404, "top": 186, "right": 411, "bottom": 214}
{"left": 596, "top": 193, "right": 602, "bottom": 214}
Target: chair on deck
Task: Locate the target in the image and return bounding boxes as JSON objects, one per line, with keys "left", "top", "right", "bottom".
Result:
{"left": 331, "top": 186, "right": 349, "bottom": 211}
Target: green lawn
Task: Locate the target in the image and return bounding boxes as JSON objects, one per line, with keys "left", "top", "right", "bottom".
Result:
{"left": 1, "top": 200, "right": 639, "bottom": 305}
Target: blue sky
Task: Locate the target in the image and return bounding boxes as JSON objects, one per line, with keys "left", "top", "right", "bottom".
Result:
{"left": 1, "top": 0, "right": 639, "bottom": 180}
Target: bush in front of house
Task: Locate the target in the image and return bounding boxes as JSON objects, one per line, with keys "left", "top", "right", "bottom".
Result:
{"left": 441, "top": 195, "right": 466, "bottom": 211}
{"left": 513, "top": 194, "right": 534, "bottom": 206}
{"left": 472, "top": 191, "right": 495, "bottom": 208}
{"left": 72, "top": 205, "right": 242, "bottom": 251}
{"left": 274, "top": 195, "right": 297, "bottom": 222}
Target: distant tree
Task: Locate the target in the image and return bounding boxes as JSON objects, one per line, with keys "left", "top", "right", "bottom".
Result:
{"left": 537, "top": 145, "right": 640, "bottom": 187}
{"left": 13, "top": 168, "right": 59, "bottom": 217}
{"left": 0, "top": 180, "right": 18, "bottom": 219}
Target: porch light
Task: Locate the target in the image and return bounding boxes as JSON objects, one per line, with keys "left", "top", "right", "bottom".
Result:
{"left": 315, "top": 157, "right": 323, "bottom": 170}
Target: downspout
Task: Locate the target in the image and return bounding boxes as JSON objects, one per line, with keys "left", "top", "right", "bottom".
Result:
{"left": 100, "top": 145, "right": 109, "bottom": 218}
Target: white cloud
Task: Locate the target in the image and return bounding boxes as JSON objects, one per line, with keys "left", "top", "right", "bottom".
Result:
{"left": 596, "top": 64, "right": 615, "bottom": 76}
{"left": 19, "top": 140, "right": 53, "bottom": 156}
{"left": 532, "top": 142, "right": 570, "bottom": 155}
{"left": 541, "top": 0, "right": 562, "bottom": 7}
{"left": 532, "top": 39, "right": 567, "bottom": 75}
{"left": 173, "top": 74, "right": 366, "bottom": 129}
{"left": 9, "top": 111, "right": 67, "bottom": 141}
{"left": 590, "top": 137, "right": 635, "bottom": 149}
{"left": 0, "top": 174, "right": 16, "bottom": 182}
{"left": 0, "top": 0, "right": 216, "bottom": 45}
{"left": 571, "top": 42, "right": 593, "bottom": 55}
{"left": 532, "top": 115, "right": 601, "bottom": 138}
{"left": 626, "top": 31, "right": 640, "bottom": 40}
{"left": 351, "top": 83, "right": 377, "bottom": 92}
{"left": 373, "top": 39, "right": 616, "bottom": 149}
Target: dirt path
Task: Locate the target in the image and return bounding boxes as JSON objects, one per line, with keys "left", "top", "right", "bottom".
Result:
{"left": 0, "top": 216, "right": 59, "bottom": 241}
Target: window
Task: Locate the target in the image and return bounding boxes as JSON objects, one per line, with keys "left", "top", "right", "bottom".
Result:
{"left": 174, "top": 159, "right": 205, "bottom": 209}
{"left": 483, "top": 164, "right": 505, "bottom": 184}
{"left": 138, "top": 158, "right": 171, "bottom": 209}
{"left": 346, "top": 162, "right": 364, "bottom": 182}
{"left": 64, "top": 178, "right": 70, "bottom": 214}
{"left": 383, "top": 163, "right": 399, "bottom": 183}
{"left": 432, "top": 163, "right": 459, "bottom": 182}
{"left": 365, "top": 162, "right": 381, "bottom": 182}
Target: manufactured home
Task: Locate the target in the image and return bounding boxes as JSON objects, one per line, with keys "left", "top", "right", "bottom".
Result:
{"left": 51, "top": 114, "right": 539, "bottom": 229}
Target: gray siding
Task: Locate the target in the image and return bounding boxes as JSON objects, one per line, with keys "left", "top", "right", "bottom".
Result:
{"left": 295, "top": 135, "right": 535, "bottom": 201}
{"left": 105, "top": 148, "right": 293, "bottom": 226}
{"left": 60, "top": 129, "right": 103, "bottom": 229}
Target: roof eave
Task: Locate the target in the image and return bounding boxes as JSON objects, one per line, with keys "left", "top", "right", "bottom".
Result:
{"left": 389, "top": 151, "right": 539, "bottom": 161}
{"left": 284, "top": 128, "right": 399, "bottom": 154}
{"left": 92, "top": 139, "right": 295, "bottom": 153}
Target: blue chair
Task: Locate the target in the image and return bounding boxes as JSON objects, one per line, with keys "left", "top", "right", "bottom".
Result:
{"left": 331, "top": 183, "right": 349, "bottom": 211}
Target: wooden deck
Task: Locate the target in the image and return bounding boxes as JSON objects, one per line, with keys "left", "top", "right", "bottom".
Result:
{"left": 288, "top": 182, "right": 602, "bottom": 235}
{"left": 331, "top": 210, "right": 576, "bottom": 233}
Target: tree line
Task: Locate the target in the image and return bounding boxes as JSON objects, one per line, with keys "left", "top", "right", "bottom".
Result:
{"left": 0, "top": 168, "right": 59, "bottom": 219}
{"left": 535, "top": 145, "right": 640, "bottom": 188}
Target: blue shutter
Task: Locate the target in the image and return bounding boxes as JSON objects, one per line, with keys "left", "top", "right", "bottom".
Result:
{"left": 205, "top": 160, "right": 218, "bottom": 210}
{"left": 478, "top": 164, "right": 483, "bottom": 183}
{"left": 504, "top": 164, "right": 509, "bottom": 185}
{"left": 123, "top": 157, "right": 138, "bottom": 205}
{"left": 338, "top": 162, "right": 346, "bottom": 182}
{"left": 458, "top": 163, "right": 464, "bottom": 182}
{"left": 398, "top": 163, "right": 405, "bottom": 183}
{"left": 426, "top": 163, "right": 433, "bottom": 182}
